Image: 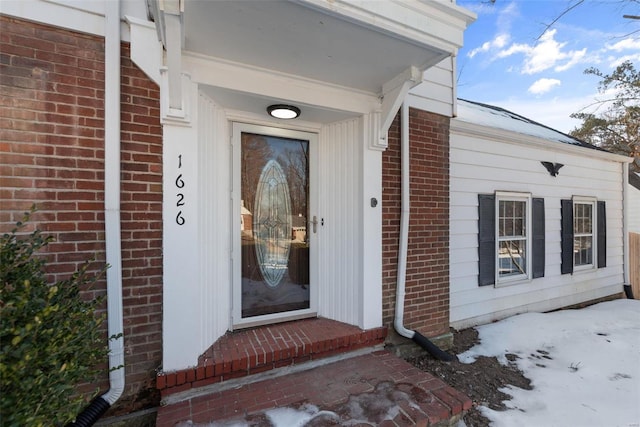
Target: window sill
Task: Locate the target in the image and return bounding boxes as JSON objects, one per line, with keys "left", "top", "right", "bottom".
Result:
{"left": 495, "top": 275, "right": 530, "bottom": 288}
{"left": 572, "top": 265, "right": 597, "bottom": 274}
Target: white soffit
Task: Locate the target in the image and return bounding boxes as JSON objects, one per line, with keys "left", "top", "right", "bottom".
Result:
{"left": 200, "top": 86, "right": 359, "bottom": 124}
{"left": 180, "top": 0, "right": 474, "bottom": 95}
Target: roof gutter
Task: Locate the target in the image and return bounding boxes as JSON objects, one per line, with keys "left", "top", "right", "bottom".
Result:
{"left": 68, "top": 0, "right": 125, "bottom": 424}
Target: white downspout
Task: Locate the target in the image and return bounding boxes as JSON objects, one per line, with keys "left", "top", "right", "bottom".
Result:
{"left": 622, "top": 162, "right": 632, "bottom": 295}
{"left": 394, "top": 102, "right": 414, "bottom": 339}
{"left": 393, "top": 102, "right": 454, "bottom": 361}
{"left": 102, "top": 0, "right": 125, "bottom": 406}
{"left": 68, "top": 2, "right": 124, "bottom": 425}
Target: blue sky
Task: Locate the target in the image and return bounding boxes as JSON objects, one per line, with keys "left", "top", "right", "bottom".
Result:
{"left": 457, "top": 0, "right": 640, "bottom": 133}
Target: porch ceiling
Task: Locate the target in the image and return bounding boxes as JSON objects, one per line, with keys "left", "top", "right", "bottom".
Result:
{"left": 160, "top": 0, "right": 475, "bottom": 96}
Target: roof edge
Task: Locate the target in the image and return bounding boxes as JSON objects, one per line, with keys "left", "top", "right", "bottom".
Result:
{"left": 629, "top": 170, "right": 640, "bottom": 190}
{"left": 451, "top": 116, "right": 633, "bottom": 164}
{"left": 457, "top": 98, "right": 607, "bottom": 152}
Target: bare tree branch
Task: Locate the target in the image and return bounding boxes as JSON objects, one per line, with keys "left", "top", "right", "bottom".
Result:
{"left": 536, "top": 0, "right": 585, "bottom": 41}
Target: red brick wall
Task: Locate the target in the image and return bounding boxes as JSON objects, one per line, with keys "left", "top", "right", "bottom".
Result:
{"left": 382, "top": 107, "right": 450, "bottom": 338}
{"left": 0, "top": 16, "right": 162, "bottom": 413}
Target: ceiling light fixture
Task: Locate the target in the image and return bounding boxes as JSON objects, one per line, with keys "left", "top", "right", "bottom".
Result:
{"left": 267, "top": 104, "right": 301, "bottom": 119}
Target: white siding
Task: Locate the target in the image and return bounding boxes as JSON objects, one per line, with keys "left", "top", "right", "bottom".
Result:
{"left": 450, "top": 123, "right": 626, "bottom": 329}
{"left": 407, "top": 57, "right": 455, "bottom": 117}
{"left": 162, "top": 88, "right": 232, "bottom": 371}
{"left": 1, "top": 0, "right": 148, "bottom": 39}
{"left": 628, "top": 184, "right": 640, "bottom": 233}
{"left": 318, "top": 118, "right": 363, "bottom": 326}
{"left": 197, "top": 92, "right": 231, "bottom": 354}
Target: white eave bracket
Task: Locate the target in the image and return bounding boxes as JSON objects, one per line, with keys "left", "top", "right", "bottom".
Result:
{"left": 125, "top": 16, "right": 162, "bottom": 85}
{"left": 160, "top": 69, "right": 192, "bottom": 126}
{"left": 372, "top": 66, "right": 423, "bottom": 151}
{"left": 149, "top": 0, "right": 188, "bottom": 124}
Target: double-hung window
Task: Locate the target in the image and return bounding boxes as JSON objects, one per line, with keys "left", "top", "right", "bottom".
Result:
{"left": 573, "top": 200, "right": 594, "bottom": 268}
{"left": 497, "top": 194, "right": 529, "bottom": 281}
{"left": 561, "top": 197, "right": 606, "bottom": 274}
{"left": 478, "top": 192, "right": 545, "bottom": 286}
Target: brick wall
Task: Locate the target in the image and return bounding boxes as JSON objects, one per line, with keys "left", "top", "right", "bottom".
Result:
{"left": 0, "top": 15, "right": 162, "bottom": 414}
{"left": 382, "top": 107, "right": 450, "bottom": 338}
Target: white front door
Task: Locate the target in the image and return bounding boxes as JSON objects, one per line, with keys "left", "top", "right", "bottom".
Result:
{"left": 232, "top": 122, "right": 318, "bottom": 328}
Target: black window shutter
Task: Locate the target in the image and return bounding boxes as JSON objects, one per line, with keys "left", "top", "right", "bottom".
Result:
{"left": 532, "top": 198, "right": 545, "bottom": 278}
{"left": 478, "top": 194, "right": 496, "bottom": 286}
{"left": 561, "top": 199, "right": 574, "bottom": 275}
{"left": 597, "top": 201, "right": 606, "bottom": 268}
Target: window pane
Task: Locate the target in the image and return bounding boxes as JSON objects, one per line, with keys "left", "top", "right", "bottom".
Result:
{"left": 241, "top": 132, "right": 310, "bottom": 318}
{"left": 498, "top": 239, "right": 527, "bottom": 277}
{"left": 499, "top": 200, "right": 526, "bottom": 237}
{"left": 574, "top": 203, "right": 592, "bottom": 234}
{"left": 573, "top": 202, "right": 594, "bottom": 267}
{"left": 574, "top": 236, "right": 593, "bottom": 266}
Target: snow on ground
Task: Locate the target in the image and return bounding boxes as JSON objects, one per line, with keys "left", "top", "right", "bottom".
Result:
{"left": 458, "top": 299, "right": 640, "bottom": 427}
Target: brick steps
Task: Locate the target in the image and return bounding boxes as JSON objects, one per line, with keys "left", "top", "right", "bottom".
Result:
{"left": 156, "top": 317, "right": 387, "bottom": 398}
{"left": 156, "top": 350, "right": 472, "bottom": 427}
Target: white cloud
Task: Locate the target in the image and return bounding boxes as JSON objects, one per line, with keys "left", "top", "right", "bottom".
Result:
{"left": 468, "top": 33, "right": 510, "bottom": 58}
{"left": 528, "top": 78, "right": 561, "bottom": 95}
{"left": 520, "top": 30, "right": 562, "bottom": 73}
{"left": 476, "top": 29, "right": 588, "bottom": 74}
{"left": 521, "top": 30, "right": 587, "bottom": 74}
{"left": 609, "top": 53, "right": 640, "bottom": 68}
{"left": 601, "top": 37, "right": 640, "bottom": 68}
{"left": 605, "top": 38, "right": 640, "bottom": 52}
{"left": 496, "top": 1, "right": 519, "bottom": 32}
{"left": 467, "top": 1, "right": 518, "bottom": 59}
{"left": 554, "top": 48, "right": 587, "bottom": 72}
{"left": 495, "top": 42, "right": 529, "bottom": 58}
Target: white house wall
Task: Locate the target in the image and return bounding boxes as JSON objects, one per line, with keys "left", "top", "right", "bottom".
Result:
{"left": 628, "top": 181, "right": 640, "bottom": 233}
{"left": 197, "top": 92, "right": 231, "bottom": 359}
{"left": 162, "top": 87, "right": 232, "bottom": 372}
{"left": 1, "top": 0, "right": 147, "bottom": 40}
{"left": 450, "top": 125, "right": 625, "bottom": 329}
{"left": 318, "top": 118, "right": 364, "bottom": 327}
{"left": 407, "top": 57, "right": 455, "bottom": 117}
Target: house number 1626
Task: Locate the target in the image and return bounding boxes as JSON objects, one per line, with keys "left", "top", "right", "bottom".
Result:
{"left": 175, "top": 154, "right": 185, "bottom": 225}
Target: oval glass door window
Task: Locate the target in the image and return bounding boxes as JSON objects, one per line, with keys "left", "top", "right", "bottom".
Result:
{"left": 240, "top": 131, "right": 310, "bottom": 319}
{"left": 253, "top": 160, "right": 292, "bottom": 288}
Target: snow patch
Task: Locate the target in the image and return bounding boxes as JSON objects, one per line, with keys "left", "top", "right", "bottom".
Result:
{"left": 456, "top": 99, "right": 583, "bottom": 146}
{"left": 459, "top": 300, "right": 640, "bottom": 427}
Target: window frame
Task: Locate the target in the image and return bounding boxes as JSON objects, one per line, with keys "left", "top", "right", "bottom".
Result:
{"left": 572, "top": 196, "right": 597, "bottom": 271}
{"left": 494, "top": 191, "right": 532, "bottom": 286}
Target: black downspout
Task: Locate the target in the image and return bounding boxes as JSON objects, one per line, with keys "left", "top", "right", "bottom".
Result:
{"left": 412, "top": 331, "right": 456, "bottom": 362}
{"left": 624, "top": 284, "right": 635, "bottom": 299}
{"left": 66, "top": 397, "right": 110, "bottom": 427}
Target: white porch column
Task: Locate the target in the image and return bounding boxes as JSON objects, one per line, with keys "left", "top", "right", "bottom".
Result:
{"left": 360, "top": 112, "right": 383, "bottom": 329}
{"left": 161, "top": 75, "right": 201, "bottom": 371}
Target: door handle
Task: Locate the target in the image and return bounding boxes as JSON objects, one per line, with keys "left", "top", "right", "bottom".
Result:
{"left": 311, "top": 216, "right": 318, "bottom": 233}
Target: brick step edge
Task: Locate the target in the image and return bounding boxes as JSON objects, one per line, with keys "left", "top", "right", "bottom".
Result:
{"left": 156, "top": 327, "right": 387, "bottom": 396}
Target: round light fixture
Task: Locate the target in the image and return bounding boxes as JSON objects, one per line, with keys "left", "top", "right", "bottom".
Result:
{"left": 267, "top": 104, "right": 301, "bottom": 119}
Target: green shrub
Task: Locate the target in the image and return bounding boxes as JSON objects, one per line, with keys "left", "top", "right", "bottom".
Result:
{"left": 0, "top": 211, "right": 109, "bottom": 426}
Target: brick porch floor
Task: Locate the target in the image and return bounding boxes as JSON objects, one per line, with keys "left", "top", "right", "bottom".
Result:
{"left": 155, "top": 318, "right": 470, "bottom": 426}
{"left": 156, "top": 318, "right": 387, "bottom": 397}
